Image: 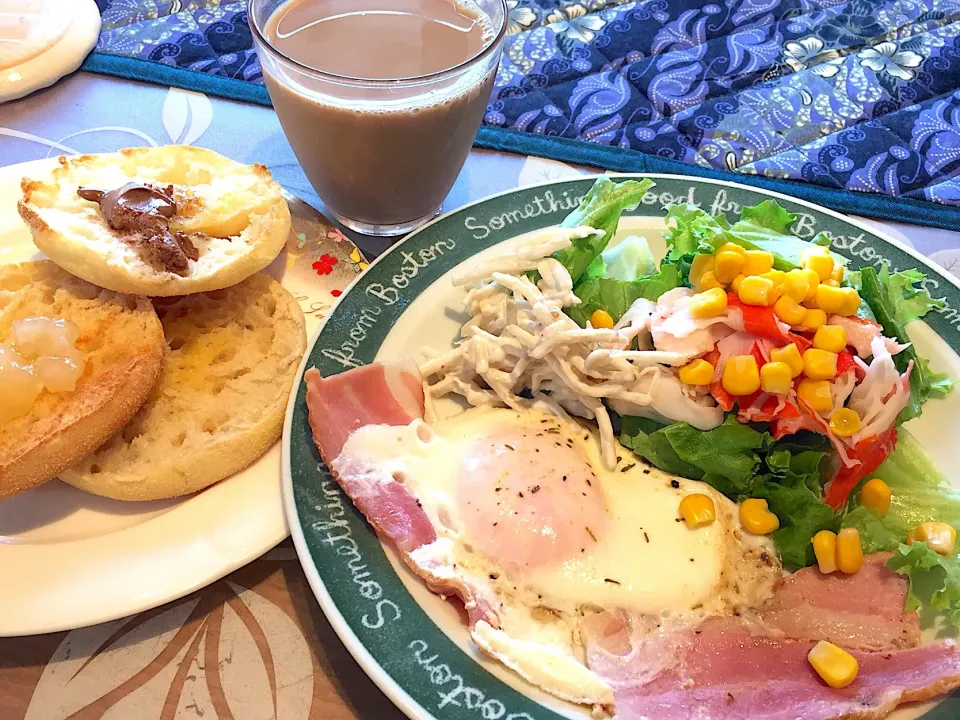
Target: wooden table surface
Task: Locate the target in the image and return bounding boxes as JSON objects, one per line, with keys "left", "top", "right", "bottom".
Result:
{"left": 1, "top": 541, "right": 406, "bottom": 719}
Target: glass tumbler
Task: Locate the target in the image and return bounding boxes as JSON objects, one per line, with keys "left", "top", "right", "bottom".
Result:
{"left": 249, "top": 0, "right": 507, "bottom": 236}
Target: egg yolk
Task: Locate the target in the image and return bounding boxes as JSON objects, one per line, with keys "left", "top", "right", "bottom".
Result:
{"left": 457, "top": 427, "right": 608, "bottom": 572}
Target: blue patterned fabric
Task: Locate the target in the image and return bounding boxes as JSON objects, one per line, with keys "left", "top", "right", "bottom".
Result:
{"left": 96, "top": 1, "right": 260, "bottom": 81}
{"left": 92, "top": 0, "right": 960, "bottom": 207}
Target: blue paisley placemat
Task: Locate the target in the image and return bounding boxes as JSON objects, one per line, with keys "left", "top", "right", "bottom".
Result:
{"left": 84, "top": 0, "right": 960, "bottom": 230}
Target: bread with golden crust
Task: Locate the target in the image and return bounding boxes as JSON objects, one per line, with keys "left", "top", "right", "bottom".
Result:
{"left": 60, "top": 272, "right": 306, "bottom": 501}
{"left": 0, "top": 261, "right": 165, "bottom": 499}
{"left": 17, "top": 146, "right": 291, "bottom": 296}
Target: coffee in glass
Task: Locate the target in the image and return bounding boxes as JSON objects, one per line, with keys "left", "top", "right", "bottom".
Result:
{"left": 249, "top": 0, "right": 506, "bottom": 236}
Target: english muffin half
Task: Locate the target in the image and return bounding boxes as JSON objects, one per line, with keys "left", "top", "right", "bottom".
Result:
{"left": 60, "top": 272, "right": 307, "bottom": 501}
{"left": 18, "top": 146, "right": 291, "bottom": 296}
{"left": 0, "top": 261, "right": 165, "bottom": 499}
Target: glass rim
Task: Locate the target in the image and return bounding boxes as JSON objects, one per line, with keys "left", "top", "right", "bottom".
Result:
{"left": 247, "top": 0, "right": 508, "bottom": 86}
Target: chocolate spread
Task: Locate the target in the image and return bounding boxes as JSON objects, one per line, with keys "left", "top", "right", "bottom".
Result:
{"left": 78, "top": 183, "right": 199, "bottom": 275}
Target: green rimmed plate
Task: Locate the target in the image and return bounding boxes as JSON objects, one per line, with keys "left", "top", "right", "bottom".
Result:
{"left": 282, "top": 175, "right": 960, "bottom": 720}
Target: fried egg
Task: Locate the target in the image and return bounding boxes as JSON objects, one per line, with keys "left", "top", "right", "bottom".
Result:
{"left": 335, "top": 407, "right": 780, "bottom": 705}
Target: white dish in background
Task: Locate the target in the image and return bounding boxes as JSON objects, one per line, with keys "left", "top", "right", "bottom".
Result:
{"left": 0, "top": 0, "right": 101, "bottom": 105}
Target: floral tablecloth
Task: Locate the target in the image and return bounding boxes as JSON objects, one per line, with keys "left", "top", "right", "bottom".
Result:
{"left": 89, "top": 0, "right": 960, "bottom": 211}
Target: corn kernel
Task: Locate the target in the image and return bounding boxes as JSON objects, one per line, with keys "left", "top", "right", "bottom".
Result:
{"left": 743, "top": 250, "right": 774, "bottom": 276}
{"left": 760, "top": 269, "right": 787, "bottom": 287}
{"left": 740, "top": 498, "right": 780, "bottom": 535}
{"left": 722, "top": 355, "right": 761, "bottom": 396}
{"left": 590, "top": 309, "right": 614, "bottom": 329}
{"left": 829, "top": 407, "right": 861, "bottom": 437}
{"left": 808, "top": 641, "right": 859, "bottom": 689}
{"left": 825, "top": 278, "right": 841, "bottom": 288}
{"left": 815, "top": 284, "right": 849, "bottom": 315}
{"left": 774, "top": 295, "right": 807, "bottom": 325}
{"left": 812, "top": 530, "right": 838, "bottom": 574}
{"left": 840, "top": 287, "right": 861, "bottom": 316}
{"left": 689, "top": 287, "right": 729, "bottom": 319}
{"left": 714, "top": 250, "right": 746, "bottom": 284}
{"left": 738, "top": 275, "right": 777, "bottom": 306}
{"left": 803, "top": 348, "right": 838, "bottom": 380}
{"left": 760, "top": 361, "right": 793, "bottom": 394}
{"left": 798, "top": 308, "right": 827, "bottom": 332}
{"left": 797, "top": 378, "right": 833, "bottom": 413}
{"left": 837, "top": 527, "right": 864, "bottom": 574}
{"left": 679, "top": 493, "right": 716, "bottom": 528}
{"left": 694, "top": 269, "right": 724, "bottom": 292}
{"left": 718, "top": 242, "right": 747, "bottom": 258}
{"left": 860, "top": 478, "right": 891, "bottom": 517}
{"left": 770, "top": 343, "right": 804, "bottom": 377}
{"left": 813, "top": 325, "right": 847, "bottom": 353}
{"left": 801, "top": 244, "right": 830, "bottom": 259}
{"left": 802, "top": 247, "right": 835, "bottom": 282}
{"left": 909, "top": 522, "right": 957, "bottom": 555}
{"left": 730, "top": 274, "right": 747, "bottom": 293}
{"left": 764, "top": 280, "right": 784, "bottom": 304}
{"left": 679, "top": 358, "right": 715, "bottom": 386}
{"left": 781, "top": 269, "right": 811, "bottom": 303}
{"left": 832, "top": 263, "right": 845, "bottom": 281}
{"left": 689, "top": 254, "right": 715, "bottom": 287}
{"left": 800, "top": 268, "right": 820, "bottom": 302}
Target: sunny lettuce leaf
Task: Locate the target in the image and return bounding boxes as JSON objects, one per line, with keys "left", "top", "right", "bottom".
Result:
{"left": 887, "top": 542, "right": 960, "bottom": 628}
{"left": 552, "top": 177, "right": 654, "bottom": 284}
{"left": 856, "top": 265, "right": 952, "bottom": 421}
{"left": 841, "top": 506, "right": 901, "bottom": 554}
{"left": 842, "top": 429, "right": 960, "bottom": 544}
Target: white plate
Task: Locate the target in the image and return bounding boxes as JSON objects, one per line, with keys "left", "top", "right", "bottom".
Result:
{"left": 0, "top": 157, "right": 366, "bottom": 635}
{"left": 285, "top": 175, "right": 960, "bottom": 720}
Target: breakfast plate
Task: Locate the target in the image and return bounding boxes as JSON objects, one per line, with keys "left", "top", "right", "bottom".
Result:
{"left": 285, "top": 174, "right": 960, "bottom": 719}
{"left": 0, "top": 157, "right": 366, "bottom": 636}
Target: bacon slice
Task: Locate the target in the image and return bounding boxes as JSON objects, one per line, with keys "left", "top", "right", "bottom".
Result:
{"left": 304, "top": 362, "right": 499, "bottom": 627}
{"left": 304, "top": 361, "right": 424, "bottom": 459}
{"left": 755, "top": 554, "right": 920, "bottom": 651}
{"left": 305, "top": 362, "right": 434, "bottom": 554}
{"left": 583, "top": 554, "right": 959, "bottom": 719}
{"left": 596, "top": 626, "right": 960, "bottom": 720}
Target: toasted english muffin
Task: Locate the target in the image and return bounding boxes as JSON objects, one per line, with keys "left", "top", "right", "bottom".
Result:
{"left": 0, "top": 261, "right": 165, "bottom": 499}
{"left": 60, "top": 273, "right": 307, "bottom": 501}
{"left": 17, "top": 146, "right": 291, "bottom": 296}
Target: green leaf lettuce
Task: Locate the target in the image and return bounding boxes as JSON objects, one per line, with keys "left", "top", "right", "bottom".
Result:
{"left": 661, "top": 199, "right": 841, "bottom": 281}
{"left": 620, "top": 415, "right": 835, "bottom": 567}
{"left": 567, "top": 265, "right": 681, "bottom": 326}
